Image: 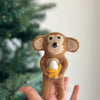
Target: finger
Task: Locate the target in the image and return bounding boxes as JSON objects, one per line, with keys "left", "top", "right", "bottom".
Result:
{"left": 64, "top": 77, "right": 69, "bottom": 90}
{"left": 70, "top": 85, "right": 80, "bottom": 100}
{"left": 49, "top": 82, "right": 57, "bottom": 95}
{"left": 19, "top": 86, "right": 42, "bottom": 100}
{"left": 19, "top": 86, "right": 32, "bottom": 93}
{"left": 63, "top": 77, "right": 69, "bottom": 100}
{"left": 48, "top": 95, "right": 57, "bottom": 100}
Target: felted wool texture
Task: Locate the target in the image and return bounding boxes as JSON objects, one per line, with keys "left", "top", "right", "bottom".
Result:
{"left": 47, "top": 64, "right": 62, "bottom": 78}
{"left": 32, "top": 32, "right": 79, "bottom": 100}
{"left": 48, "top": 60, "right": 58, "bottom": 70}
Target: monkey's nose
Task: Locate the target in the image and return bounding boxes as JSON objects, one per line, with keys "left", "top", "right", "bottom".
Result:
{"left": 53, "top": 42, "right": 57, "bottom": 48}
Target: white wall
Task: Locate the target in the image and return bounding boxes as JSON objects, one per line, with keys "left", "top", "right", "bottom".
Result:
{"left": 40, "top": 0, "right": 100, "bottom": 100}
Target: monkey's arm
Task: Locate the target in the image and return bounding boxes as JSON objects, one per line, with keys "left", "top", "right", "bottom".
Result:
{"left": 59, "top": 59, "right": 68, "bottom": 75}
{"left": 40, "top": 57, "right": 48, "bottom": 75}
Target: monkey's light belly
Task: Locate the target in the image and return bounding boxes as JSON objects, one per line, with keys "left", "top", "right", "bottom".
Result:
{"left": 49, "top": 60, "right": 58, "bottom": 70}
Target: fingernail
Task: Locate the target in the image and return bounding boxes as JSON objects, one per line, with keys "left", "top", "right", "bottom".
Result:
{"left": 19, "top": 87, "right": 25, "bottom": 93}
{"left": 75, "top": 85, "right": 80, "bottom": 92}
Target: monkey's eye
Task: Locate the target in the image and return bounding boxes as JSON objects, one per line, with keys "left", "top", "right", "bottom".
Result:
{"left": 57, "top": 36, "right": 61, "bottom": 39}
{"left": 49, "top": 37, "right": 52, "bottom": 40}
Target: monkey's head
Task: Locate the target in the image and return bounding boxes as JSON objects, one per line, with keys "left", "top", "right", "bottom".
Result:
{"left": 32, "top": 32, "right": 79, "bottom": 56}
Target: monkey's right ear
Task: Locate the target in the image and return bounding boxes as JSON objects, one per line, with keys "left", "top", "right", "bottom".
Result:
{"left": 32, "top": 36, "right": 44, "bottom": 51}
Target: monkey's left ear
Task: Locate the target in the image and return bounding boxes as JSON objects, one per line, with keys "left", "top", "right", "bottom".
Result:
{"left": 67, "top": 37, "right": 79, "bottom": 52}
{"left": 32, "top": 36, "right": 44, "bottom": 51}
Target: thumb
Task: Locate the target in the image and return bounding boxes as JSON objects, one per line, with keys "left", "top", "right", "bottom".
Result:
{"left": 19, "top": 86, "right": 42, "bottom": 100}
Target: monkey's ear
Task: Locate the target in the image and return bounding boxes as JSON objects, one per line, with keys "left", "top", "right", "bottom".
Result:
{"left": 67, "top": 37, "right": 79, "bottom": 52}
{"left": 32, "top": 36, "right": 44, "bottom": 51}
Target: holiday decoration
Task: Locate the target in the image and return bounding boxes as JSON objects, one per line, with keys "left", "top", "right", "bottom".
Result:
{"left": 32, "top": 32, "right": 79, "bottom": 100}
{"left": 0, "top": 0, "right": 55, "bottom": 99}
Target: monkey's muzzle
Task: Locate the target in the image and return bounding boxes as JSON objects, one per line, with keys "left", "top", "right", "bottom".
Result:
{"left": 53, "top": 42, "right": 57, "bottom": 48}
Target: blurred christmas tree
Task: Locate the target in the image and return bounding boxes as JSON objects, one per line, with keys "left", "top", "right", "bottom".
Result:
{"left": 0, "top": 0, "right": 55, "bottom": 99}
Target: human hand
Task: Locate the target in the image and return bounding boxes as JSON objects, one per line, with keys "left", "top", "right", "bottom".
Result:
{"left": 19, "top": 77, "right": 80, "bottom": 100}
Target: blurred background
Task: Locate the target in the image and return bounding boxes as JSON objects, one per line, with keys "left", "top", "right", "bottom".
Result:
{"left": 0, "top": 0, "right": 55, "bottom": 100}
{"left": 0, "top": 0, "right": 100, "bottom": 100}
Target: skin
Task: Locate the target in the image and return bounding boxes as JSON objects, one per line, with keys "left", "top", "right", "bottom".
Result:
{"left": 19, "top": 77, "right": 80, "bottom": 100}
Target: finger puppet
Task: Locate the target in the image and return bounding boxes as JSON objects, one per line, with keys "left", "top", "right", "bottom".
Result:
{"left": 32, "top": 32, "right": 79, "bottom": 100}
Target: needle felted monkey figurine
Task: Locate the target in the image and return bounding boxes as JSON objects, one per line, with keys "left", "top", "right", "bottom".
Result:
{"left": 32, "top": 32, "right": 79, "bottom": 100}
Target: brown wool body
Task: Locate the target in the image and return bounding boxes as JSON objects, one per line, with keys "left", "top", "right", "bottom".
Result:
{"left": 32, "top": 32, "right": 79, "bottom": 100}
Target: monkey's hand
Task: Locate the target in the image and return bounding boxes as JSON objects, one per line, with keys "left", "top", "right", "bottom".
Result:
{"left": 41, "top": 69, "right": 48, "bottom": 76}
{"left": 40, "top": 65, "right": 48, "bottom": 76}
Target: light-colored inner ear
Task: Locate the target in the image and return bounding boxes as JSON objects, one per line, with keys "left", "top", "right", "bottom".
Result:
{"left": 67, "top": 39, "right": 78, "bottom": 51}
{"left": 35, "top": 38, "right": 43, "bottom": 50}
